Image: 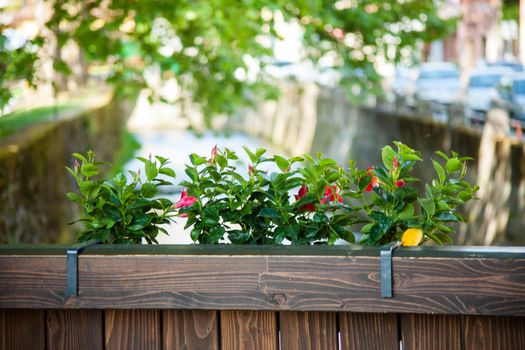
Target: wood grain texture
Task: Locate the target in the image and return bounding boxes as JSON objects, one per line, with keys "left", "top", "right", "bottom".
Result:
{"left": 105, "top": 310, "right": 160, "bottom": 350}
{"left": 339, "top": 312, "right": 398, "bottom": 350}
{"left": 0, "top": 309, "right": 45, "bottom": 350}
{"left": 279, "top": 311, "right": 337, "bottom": 350}
{"left": 0, "top": 256, "right": 66, "bottom": 308}
{"left": 401, "top": 314, "right": 461, "bottom": 350}
{"left": 47, "top": 310, "right": 103, "bottom": 350}
{"left": 464, "top": 315, "right": 525, "bottom": 349}
{"left": 220, "top": 310, "right": 277, "bottom": 350}
{"left": 163, "top": 310, "right": 218, "bottom": 350}
{"left": 1, "top": 253, "right": 525, "bottom": 316}
{"left": 72, "top": 255, "right": 525, "bottom": 315}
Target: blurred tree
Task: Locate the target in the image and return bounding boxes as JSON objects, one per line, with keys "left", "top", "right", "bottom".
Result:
{"left": 0, "top": 25, "right": 41, "bottom": 114}
{"left": 3, "top": 0, "right": 456, "bottom": 122}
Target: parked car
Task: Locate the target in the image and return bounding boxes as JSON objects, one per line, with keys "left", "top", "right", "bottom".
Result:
{"left": 491, "top": 73, "right": 525, "bottom": 121}
{"left": 465, "top": 67, "right": 513, "bottom": 119}
{"left": 486, "top": 61, "right": 525, "bottom": 72}
{"left": 414, "top": 62, "right": 461, "bottom": 105}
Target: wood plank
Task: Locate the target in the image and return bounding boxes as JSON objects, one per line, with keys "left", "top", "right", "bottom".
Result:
{"left": 400, "top": 314, "right": 461, "bottom": 350}
{"left": 0, "top": 309, "right": 45, "bottom": 350}
{"left": 105, "top": 310, "right": 160, "bottom": 350}
{"left": 1, "top": 251, "right": 525, "bottom": 316}
{"left": 47, "top": 310, "right": 103, "bottom": 350}
{"left": 279, "top": 311, "right": 337, "bottom": 350}
{"left": 73, "top": 255, "right": 525, "bottom": 315}
{"left": 339, "top": 312, "right": 398, "bottom": 350}
{"left": 163, "top": 310, "right": 218, "bottom": 350}
{"left": 0, "top": 256, "right": 66, "bottom": 308}
{"left": 464, "top": 315, "right": 525, "bottom": 349}
{"left": 220, "top": 310, "right": 277, "bottom": 350}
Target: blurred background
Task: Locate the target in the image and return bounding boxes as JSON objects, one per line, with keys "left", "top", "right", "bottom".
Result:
{"left": 0, "top": 0, "right": 524, "bottom": 246}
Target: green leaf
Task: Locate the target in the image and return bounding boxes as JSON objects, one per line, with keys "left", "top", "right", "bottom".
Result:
{"left": 72, "top": 153, "right": 88, "bottom": 163}
{"left": 66, "top": 192, "right": 82, "bottom": 202}
{"left": 255, "top": 148, "right": 266, "bottom": 158}
{"left": 361, "top": 223, "right": 374, "bottom": 233}
{"left": 190, "top": 228, "right": 201, "bottom": 242}
{"left": 185, "top": 168, "right": 199, "bottom": 182}
{"left": 258, "top": 207, "right": 280, "bottom": 218}
{"left": 397, "top": 203, "right": 414, "bottom": 221}
{"left": 145, "top": 161, "right": 158, "bottom": 180}
{"left": 419, "top": 198, "right": 436, "bottom": 217}
{"left": 141, "top": 183, "right": 158, "bottom": 198}
{"left": 432, "top": 160, "right": 446, "bottom": 185}
{"left": 435, "top": 151, "right": 449, "bottom": 160}
{"left": 435, "top": 211, "right": 458, "bottom": 222}
{"left": 243, "top": 146, "right": 257, "bottom": 163}
{"left": 274, "top": 155, "right": 290, "bottom": 172}
{"left": 458, "top": 191, "right": 472, "bottom": 202}
{"left": 216, "top": 155, "right": 228, "bottom": 168}
{"left": 228, "top": 230, "right": 251, "bottom": 243}
{"left": 81, "top": 164, "right": 99, "bottom": 177}
{"left": 189, "top": 153, "right": 207, "bottom": 166}
{"left": 159, "top": 167, "right": 176, "bottom": 178}
{"left": 446, "top": 158, "right": 462, "bottom": 173}
{"left": 381, "top": 145, "right": 396, "bottom": 170}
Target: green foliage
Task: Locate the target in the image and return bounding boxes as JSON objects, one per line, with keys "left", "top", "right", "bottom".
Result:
{"left": 355, "top": 143, "right": 478, "bottom": 246}
{"left": 43, "top": 0, "right": 455, "bottom": 123}
{"left": 179, "top": 147, "right": 357, "bottom": 244}
{"left": 0, "top": 28, "right": 42, "bottom": 112}
{"left": 67, "top": 142, "right": 478, "bottom": 246}
{"left": 66, "top": 150, "right": 175, "bottom": 243}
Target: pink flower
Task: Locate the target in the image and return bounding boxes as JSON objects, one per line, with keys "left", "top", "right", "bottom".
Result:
{"left": 294, "top": 185, "right": 315, "bottom": 212}
{"left": 208, "top": 145, "right": 218, "bottom": 164}
{"left": 73, "top": 159, "right": 80, "bottom": 172}
{"left": 392, "top": 157, "right": 399, "bottom": 169}
{"left": 248, "top": 165, "right": 254, "bottom": 176}
{"left": 172, "top": 190, "right": 197, "bottom": 217}
{"left": 395, "top": 179, "right": 405, "bottom": 188}
{"left": 321, "top": 185, "right": 342, "bottom": 204}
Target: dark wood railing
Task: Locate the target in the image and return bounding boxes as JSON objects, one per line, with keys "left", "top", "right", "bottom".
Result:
{"left": 1, "top": 244, "right": 525, "bottom": 349}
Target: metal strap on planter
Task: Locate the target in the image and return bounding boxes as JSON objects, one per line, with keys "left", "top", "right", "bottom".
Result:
{"left": 380, "top": 241, "right": 401, "bottom": 298}
{"left": 66, "top": 240, "right": 101, "bottom": 297}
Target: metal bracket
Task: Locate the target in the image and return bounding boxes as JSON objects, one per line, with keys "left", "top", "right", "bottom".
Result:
{"left": 66, "top": 240, "right": 100, "bottom": 297}
{"left": 380, "top": 241, "right": 401, "bottom": 298}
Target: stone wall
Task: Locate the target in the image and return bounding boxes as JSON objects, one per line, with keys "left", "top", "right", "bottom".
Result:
{"left": 0, "top": 93, "right": 131, "bottom": 243}
{"left": 238, "top": 83, "right": 525, "bottom": 245}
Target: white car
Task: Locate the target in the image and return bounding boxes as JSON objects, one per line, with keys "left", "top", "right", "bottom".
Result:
{"left": 414, "top": 62, "right": 461, "bottom": 105}
{"left": 465, "top": 67, "right": 513, "bottom": 117}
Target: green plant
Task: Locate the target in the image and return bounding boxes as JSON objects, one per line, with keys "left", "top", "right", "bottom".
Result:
{"left": 66, "top": 150, "right": 175, "bottom": 243}
{"left": 177, "top": 143, "right": 478, "bottom": 246}
{"left": 351, "top": 143, "right": 479, "bottom": 245}
{"left": 178, "top": 146, "right": 357, "bottom": 244}
{"left": 67, "top": 142, "right": 478, "bottom": 246}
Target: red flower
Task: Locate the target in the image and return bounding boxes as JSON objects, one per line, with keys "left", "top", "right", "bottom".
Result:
{"left": 395, "top": 179, "right": 405, "bottom": 188}
{"left": 248, "top": 165, "right": 254, "bottom": 176}
{"left": 294, "top": 185, "right": 315, "bottom": 212}
{"left": 365, "top": 167, "right": 380, "bottom": 192}
{"left": 172, "top": 190, "right": 198, "bottom": 217}
{"left": 321, "top": 185, "right": 342, "bottom": 204}
{"left": 365, "top": 176, "right": 379, "bottom": 192}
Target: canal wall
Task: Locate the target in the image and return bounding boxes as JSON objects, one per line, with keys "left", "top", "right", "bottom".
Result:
{"left": 238, "top": 83, "right": 525, "bottom": 245}
{"left": 0, "top": 92, "right": 131, "bottom": 243}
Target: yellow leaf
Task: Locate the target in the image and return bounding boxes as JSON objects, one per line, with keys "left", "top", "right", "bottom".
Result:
{"left": 402, "top": 228, "right": 423, "bottom": 247}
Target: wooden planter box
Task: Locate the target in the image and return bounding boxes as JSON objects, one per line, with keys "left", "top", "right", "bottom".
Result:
{"left": 1, "top": 244, "right": 524, "bottom": 349}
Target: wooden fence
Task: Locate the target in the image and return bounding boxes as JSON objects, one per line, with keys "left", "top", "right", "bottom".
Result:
{"left": 1, "top": 244, "right": 525, "bottom": 349}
